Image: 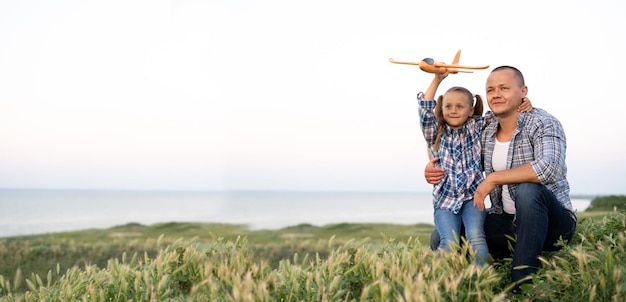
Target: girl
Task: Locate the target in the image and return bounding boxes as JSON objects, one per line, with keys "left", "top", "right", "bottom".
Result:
{"left": 418, "top": 72, "right": 531, "bottom": 265}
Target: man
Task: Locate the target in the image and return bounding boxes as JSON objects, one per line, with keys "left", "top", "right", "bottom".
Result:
{"left": 425, "top": 66, "right": 577, "bottom": 290}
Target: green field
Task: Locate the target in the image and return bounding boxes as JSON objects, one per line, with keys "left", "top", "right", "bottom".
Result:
{"left": 0, "top": 204, "right": 624, "bottom": 301}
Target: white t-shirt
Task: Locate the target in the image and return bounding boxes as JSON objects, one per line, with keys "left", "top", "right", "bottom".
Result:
{"left": 492, "top": 139, "right": 516, "bottom": 214}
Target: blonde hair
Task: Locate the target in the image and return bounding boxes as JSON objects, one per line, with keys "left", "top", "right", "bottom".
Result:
{"left": 432, "top": 86, "right": 484, "bottom": 151}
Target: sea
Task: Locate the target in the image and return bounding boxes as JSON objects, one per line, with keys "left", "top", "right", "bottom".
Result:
{"left": 0, "top": 189, "right": 592, "bottom": 238}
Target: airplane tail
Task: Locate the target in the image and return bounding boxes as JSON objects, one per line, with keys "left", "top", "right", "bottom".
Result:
{"left": 452, "top": 49, "right": 461, "bottom": 65}
{"left": 449, "top": 49, "right": 462, "bottom": 74}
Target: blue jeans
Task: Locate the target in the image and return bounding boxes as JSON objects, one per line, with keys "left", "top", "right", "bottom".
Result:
{"left": 434, "top": 200, "right": 488, "bottom": 266}
{"left": 485, "top": 183, "right": 577, "bottom": 284}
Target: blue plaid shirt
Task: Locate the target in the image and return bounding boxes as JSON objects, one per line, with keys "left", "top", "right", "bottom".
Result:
{"left": 418, "top": 92, "right": 495, "bottom": 213}
{"left": 482, "top": 108, "right": 577, "bottom": 222}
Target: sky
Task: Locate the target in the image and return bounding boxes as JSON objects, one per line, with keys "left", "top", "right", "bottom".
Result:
{"left": 0, "top": 0, "right": 624, "bottom": 196}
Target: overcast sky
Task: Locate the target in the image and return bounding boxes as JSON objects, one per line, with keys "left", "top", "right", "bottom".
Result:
{"left": 0, "top": 0, "right": 624, "bottom": 195}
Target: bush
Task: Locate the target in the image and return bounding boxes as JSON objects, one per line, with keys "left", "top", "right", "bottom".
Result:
{"left": 587, "top": 195, "right": 626, "bottom": 211}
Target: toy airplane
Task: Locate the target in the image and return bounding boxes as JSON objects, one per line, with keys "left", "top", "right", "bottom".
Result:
{"left": 389, "top": 49, "right": 489, "bottom": 74}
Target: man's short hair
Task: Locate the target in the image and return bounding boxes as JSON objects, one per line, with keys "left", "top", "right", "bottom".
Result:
{"left": 492, "top": 65, "right": 525, "bottom": 87}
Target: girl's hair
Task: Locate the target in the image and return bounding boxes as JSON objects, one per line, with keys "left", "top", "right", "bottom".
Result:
{"left": 432, "top": 86, "right": 484, "bottom": 151}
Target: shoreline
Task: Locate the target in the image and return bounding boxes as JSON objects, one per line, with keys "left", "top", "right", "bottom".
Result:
{"left": 0, "top": 190, "right": 593, "bottom": 238}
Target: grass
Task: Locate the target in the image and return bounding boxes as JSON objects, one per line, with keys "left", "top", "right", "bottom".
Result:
{"left": 0, "top": 221, "right": 434, "bottom": 290}
{"left": 0, "top": 210, "right": 623, "bottom": 301}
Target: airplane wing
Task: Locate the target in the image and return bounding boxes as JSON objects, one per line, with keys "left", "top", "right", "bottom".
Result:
{"left": 432, "top": 63, "right": 490, "bottom": 70}
{"left": 388, "top": 58, "right": 420, "bottom": 65}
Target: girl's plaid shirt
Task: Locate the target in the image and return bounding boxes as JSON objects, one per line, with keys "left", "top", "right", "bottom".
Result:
{"left": 417, "top": 92, "right": 495, "bottom": 213}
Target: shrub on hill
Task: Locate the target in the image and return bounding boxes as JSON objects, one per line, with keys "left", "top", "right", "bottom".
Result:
{"left": 587, "top": 195, "right": 626, "bottom": 211}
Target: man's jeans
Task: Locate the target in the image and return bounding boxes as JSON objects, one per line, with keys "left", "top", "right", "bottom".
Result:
{"left": 429, "top": 183, "right": 577, "bottom": 284}
{"left": 434, "top": 200, "right": 488, "bottom": 266}
{"left": 485, "top": 183, "right": 577, "bottom": 283}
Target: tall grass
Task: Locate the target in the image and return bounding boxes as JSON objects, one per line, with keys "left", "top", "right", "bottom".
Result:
{"left": 0, "top": 211, "right": 624, "bottom": 301}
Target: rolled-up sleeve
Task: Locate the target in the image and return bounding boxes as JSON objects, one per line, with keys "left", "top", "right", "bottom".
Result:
{"left": 528, "top": 116, "right": 568, "bottom": 184}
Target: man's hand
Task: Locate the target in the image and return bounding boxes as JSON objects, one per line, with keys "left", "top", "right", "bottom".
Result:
{"left": 474, "top": 176, "right": 496, "bottom": 211}
{"left": 425, "top": 157, "right": 445, "bottom": 184}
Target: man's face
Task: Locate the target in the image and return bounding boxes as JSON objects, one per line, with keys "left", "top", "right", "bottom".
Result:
{"left": 485, "top": 69, "right": 527, "bottom": 117}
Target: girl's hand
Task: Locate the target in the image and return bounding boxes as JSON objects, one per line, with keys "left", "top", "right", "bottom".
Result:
{"left": 434, "top": 72, "right": 449, "bottom": 82}
{"left": 517, "top": 97, "right": 532, "bottom": 112}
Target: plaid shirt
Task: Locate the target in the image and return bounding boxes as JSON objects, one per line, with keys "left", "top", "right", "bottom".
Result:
{"left": 418, "top": 93, "right": 495, "bottom": 213}
{"left": 482, "top": 108, "right": 577, "bottom": 222}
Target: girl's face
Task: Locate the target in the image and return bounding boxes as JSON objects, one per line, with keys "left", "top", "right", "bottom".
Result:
{"left": 441, "top": 91, "right": 473, "bottom": 130}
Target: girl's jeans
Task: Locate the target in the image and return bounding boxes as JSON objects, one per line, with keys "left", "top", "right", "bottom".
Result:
{"left": 434, "top": 200, "right": 488, "bottom": 266}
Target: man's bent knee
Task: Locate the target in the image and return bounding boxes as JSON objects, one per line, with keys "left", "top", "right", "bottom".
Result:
{"left": 430, "top": 229, "right": 440, "bottom": 251}
{"left": 514, "top": 183, "right": 549, "bottom": 210}
{"left": 515, "top": 183, "right": 543, "bottom": 199}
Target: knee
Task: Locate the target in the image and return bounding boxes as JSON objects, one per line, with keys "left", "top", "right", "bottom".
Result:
{"left": 515, "top": 183, "right": 542, "bottom": 198}
{"left": 465, "top": 227, "right": 486, "bottom": 241}
{"left": 429, "top": 229, "right": 440, "bottom": 251}
{"left": 514, "top": 183, "right": 544, "bottom": 208}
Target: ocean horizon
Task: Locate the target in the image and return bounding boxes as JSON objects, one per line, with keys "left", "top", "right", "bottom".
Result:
{"left": 0, "top": 189, "right": 592, "bottom": 238}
